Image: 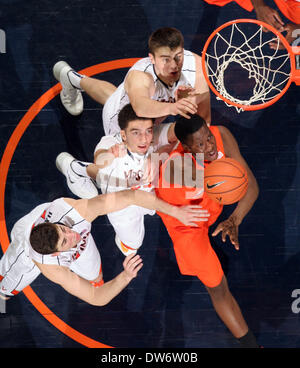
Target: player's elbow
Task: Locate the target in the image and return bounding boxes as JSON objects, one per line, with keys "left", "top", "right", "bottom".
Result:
{"left": 128, "top": 96, "right": 146, "bottom": 117}
{"left": 131, "top": 103, "right": 144, "bottom": 118}
{"left": 87, "top": 284, "right": 116, "bottom": 307}
{"left": 250, "top": 177, "right": 259, "bottom": 202}
{"left": 254, "top": 181, "right": 259, "bottom": 201}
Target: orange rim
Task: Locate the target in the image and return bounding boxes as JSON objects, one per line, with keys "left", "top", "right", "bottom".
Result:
{"left": 201, "top": 18, "right": 296, "bottom": 111}
{"left": 0, "top": 58, "right": 140, "bottom": 348}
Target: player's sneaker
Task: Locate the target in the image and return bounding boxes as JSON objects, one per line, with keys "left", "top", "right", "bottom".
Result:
{"left": 56, "top": 152, "right": 98, "bottom": 199}
{"left": 53, "top": 61, "right": 83, "bottom": 116}
{"left": 115, "top": 235, "right": 137, "bottom": 256}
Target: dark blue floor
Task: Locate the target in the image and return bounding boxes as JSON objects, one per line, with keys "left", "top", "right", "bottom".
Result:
{"left": 0, "top": 0, "right": 300, "bottom": 349}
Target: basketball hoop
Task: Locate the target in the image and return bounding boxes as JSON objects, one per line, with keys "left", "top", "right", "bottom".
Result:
{"left": 202, "top": 19, "right": 300, "bottom": 112}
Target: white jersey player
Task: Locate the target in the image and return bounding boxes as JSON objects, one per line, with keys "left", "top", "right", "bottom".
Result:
{"left": 0, "top": 188, "right": 207, "bottom": 302}
{"left": 53, "top": 27, "right": 211, "bottom": 134}
{"left": 55, "top": 104, "right": 195, "bottom": 255}
{"left": 101, "top": 49, "right": 198, "bottom": 135}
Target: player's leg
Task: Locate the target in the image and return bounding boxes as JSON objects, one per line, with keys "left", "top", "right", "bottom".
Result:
{"left": 53, "top": 61, "right": 117, "bottom": 115}
{"left": 108, "top": 205, "right": 153, "bottom": 256}
{"left": 200, "top": 243, "right": 259, "bottom": 347}
{"left": 205, "top": 276, "right": 251, "bottom": 338}
{"left": 80, "top": 77, "right": 117, "bottom": 105}
{"left": 56, "top": 152, "right": 99, "bottom": 199}
{"left": 169, "top": 224, "right": 259, "bottom": 347}
{"left": 55, "top": 132, "right": 124, "bottom": 199}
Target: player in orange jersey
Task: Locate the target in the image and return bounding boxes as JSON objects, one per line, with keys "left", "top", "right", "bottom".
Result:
{"left": 203, "top": 0, "right": 299, "bottom": 47}
{"left": 155, "top": 114, "right": 260, "bottom": 347}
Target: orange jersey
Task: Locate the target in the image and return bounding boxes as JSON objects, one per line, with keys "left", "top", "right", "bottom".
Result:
{"left": 155, "top": 126, "right": 225, "bottom": 229}
{"left": 274, "top": 0, "right": 300, "bottom": 24}
{"left": 202, "top": 0, "right": 253, "bottom": 11}
{"left": 203, "top": 0, "right": 300, "bottom": 24}
{"left": 155, "top": 126, "right": 226, "bottom": 286}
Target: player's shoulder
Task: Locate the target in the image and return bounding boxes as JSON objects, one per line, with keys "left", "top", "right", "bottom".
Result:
{"left": 215, "top": 125, "right": 240, "bottom": 157}
{"left": 126, "top": 57, "right": 154, "bottom": 80}
{"left": 214, "top": 125, "right": 233, "bottom": 138}
{"left": 99, "top": 133, "right": 121, "bottom": 146}
{"left": 212, "top": 125, "right": 235, "bottom": 145}
{"left": 62, "top": 197, "right": 78, "bottom": 207}
{"left": 127, "top": 68, "right": 154, "bottom": 83}
{"left": 186, "top": 50, "right": 205, "bottom": 82}
{"left": 185, "top": 49, "right": 199, "bottom": 57}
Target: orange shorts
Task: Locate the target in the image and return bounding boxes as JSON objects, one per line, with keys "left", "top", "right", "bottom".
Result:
{"left": 161, "top": 221, "right": 224, "bottom": 288}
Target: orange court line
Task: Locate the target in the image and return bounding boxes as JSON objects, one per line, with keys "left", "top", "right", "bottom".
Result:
{"left": 0, "top": 58, "right": 140, "bottom": 348}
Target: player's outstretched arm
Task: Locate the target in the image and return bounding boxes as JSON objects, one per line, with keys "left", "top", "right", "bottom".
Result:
{"left": 251, "top": 0, "right": 285, "bottom": 31}
{"left": 125, "top": 70, "right": 198, "bottom": 119}
{"left": 212, "top": 126, "right": 259, "bottom": 250}
{"left": 194, "top": 52, "right": 211, "bottom": 125}
{"left": 219, "top": 126, "right": 259, "bottom": 223}
{"left": 34, "top": 254, "right": 143, "bottom": 306}
{"left": 66, "top": 189, "right": 208, "bottom": 226}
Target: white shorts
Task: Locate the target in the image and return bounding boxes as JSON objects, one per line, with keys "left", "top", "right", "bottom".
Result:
{"left": 108, "top": 205, "right": 155, "bottom": 249}
{"left": 0, "top": 241, "right": 40, "bottom": 297}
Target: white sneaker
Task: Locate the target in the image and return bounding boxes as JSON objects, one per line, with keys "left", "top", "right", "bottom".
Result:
{"left": 56, "top": 152, "right": 98, "bottom": 199}
{"left": 53, "top": 61, "right": 84, "bottom": 116}
{"left": 115, "top": 235, "right": 137, "bottom": 256}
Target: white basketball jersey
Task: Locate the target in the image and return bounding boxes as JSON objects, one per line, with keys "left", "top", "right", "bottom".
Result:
{"left": 25, "top": 198, "right": 100, "bottom": 279}
{"left": 102, "top": 49, "right": 196, "bottom": 135}
{"left": 96, "top": 134, "right": 155, "bottom": 194}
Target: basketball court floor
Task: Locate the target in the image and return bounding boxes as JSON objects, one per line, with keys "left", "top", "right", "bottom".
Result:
{"left": 0, "top": 0, "right": 300, "bottom": 350}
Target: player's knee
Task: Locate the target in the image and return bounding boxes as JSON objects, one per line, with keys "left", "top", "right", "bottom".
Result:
{"left": 205, "top": 275, "right": 229, "bottom": 300}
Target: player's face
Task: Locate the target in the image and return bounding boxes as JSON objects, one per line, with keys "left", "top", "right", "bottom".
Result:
{"left": 185, "top": 125, "right": 218, "bottom": 162}
{"left": 56, "top": 224, "right": 81, "bottom": 252}
{"left": 121, "top": 119, "right": 153, "bottom": 155}
{"left": 150, "top": 46, "right": 184, "bottom": 86}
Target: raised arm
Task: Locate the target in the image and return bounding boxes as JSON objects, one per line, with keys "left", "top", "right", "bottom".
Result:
{"left": 251, "top": 0, "right": 285, "bottom": 31}
{"left": 34, "top": 254, "right": 143, "bottom": 306}
{"left": 212, "top": 126, "right": 259, "bottom": 249}
{"left": 220, "top": 126, "right": 259, "bottom": 223}
{"left": 175, "top": 53, "right": 211, "bottom": 124}
{"left": 194, "top": 53, "right": 211, "bottom": 125}
{"left": 125, "top": 70, "right": 198, "bottom": 119}
{"left": 65, "top": 189, "right": 206, "bottom": 226}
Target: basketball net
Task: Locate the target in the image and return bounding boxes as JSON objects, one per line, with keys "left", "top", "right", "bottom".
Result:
{"left": 203, "top": 19, "right": 299, "bottom": 112}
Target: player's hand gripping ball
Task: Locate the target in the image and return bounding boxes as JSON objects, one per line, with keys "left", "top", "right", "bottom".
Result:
{"left": 204, "top": 158, "right": 248, "bottom": 205}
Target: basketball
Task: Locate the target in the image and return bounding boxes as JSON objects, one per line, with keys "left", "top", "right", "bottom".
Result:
{"left": 204, "top": 157, "right": 248, "bottom": 205}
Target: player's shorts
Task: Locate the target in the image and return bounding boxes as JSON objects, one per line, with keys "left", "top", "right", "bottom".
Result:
{"left": 0, "top": 241, "right": 40, "bottom": 297}
{"left": 163, "top": 222, "right": 224, "bottom": 288}
{"left": 107, "top": 205, "right": 155, "bottom": 249}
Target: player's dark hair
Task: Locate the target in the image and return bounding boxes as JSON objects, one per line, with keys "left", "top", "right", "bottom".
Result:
{"left": 148, "top": 27, "right": 184, "bottom": 54}
{"left": 118, "top": 103, "right": 153, "bottom": 130}
{"left": 174, "top": 114, "right": 206, "bottom": 145}
{"left": 29, "top": 222, "right": 59, "bottom": 255}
